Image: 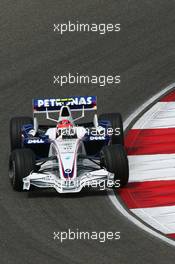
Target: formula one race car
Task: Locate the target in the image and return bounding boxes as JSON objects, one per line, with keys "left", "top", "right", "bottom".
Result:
{"left": 9, "top": 96, "right": 129, "bottom": 193}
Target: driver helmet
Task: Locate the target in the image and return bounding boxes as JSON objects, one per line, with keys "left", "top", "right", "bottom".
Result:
{"left": 56, "top": 119, "right": 73, "bottom": 137}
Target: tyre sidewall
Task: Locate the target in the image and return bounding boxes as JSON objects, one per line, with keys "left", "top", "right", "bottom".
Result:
{"left": 9, "top": 149, "right": 35, "bottom": 191}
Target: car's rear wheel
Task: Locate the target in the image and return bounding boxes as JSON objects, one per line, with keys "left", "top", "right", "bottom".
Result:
{"left": 99, "top": 113, "right": 124, "bottom": 145}
{"left": 9, "top": 149, "right": 35, "bottom": 191}
{"left": 100, "top": 144, "right": 129, "bottom": 187}
{"left": 10, "top": 116, "right": 33, "bottom": 151}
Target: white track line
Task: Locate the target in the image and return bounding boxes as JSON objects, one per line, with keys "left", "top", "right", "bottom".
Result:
{"left": 133, "top": 102, "right": 175, "bottom": 129}
{"left": 131, "top": 206, "right": 175, "bottom": 234}
{"left": 108, "top": 82, "right": 175, "bottom": 247}
{"left": 129, "top": 154, "right": 175, "bottom": 183}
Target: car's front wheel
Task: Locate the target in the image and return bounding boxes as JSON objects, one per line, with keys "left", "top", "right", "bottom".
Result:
{"left": 9, "top": 149, "right": 35, "bottom": 191}
{"left": 100, "top": 144, "right": 129, "bottom": 187}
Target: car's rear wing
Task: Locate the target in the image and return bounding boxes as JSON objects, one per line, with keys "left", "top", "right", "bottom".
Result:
{"left": 32, "top": 96, "right": 97, "bottom": 114}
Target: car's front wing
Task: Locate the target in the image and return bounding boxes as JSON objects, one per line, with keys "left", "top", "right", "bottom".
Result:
{"left": 23, "top": 169, "right": 114, "bottom": 193}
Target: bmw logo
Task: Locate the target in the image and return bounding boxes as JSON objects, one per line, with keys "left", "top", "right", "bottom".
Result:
{"left": 65, "top": 169, "right": 72, "bottom": 173}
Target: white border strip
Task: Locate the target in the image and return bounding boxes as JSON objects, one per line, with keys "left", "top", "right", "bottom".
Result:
{"left": 108, "top": 82, "right": 175, "bottom": 247}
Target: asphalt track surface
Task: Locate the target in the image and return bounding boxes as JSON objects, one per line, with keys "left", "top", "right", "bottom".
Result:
{"left": 1, "top": 1, "right": 175, "bottom": 263}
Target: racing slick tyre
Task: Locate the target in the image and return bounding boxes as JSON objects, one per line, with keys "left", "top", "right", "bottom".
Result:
{"left": 100, "top": 144, "right": 129, "bottom": 187}
{"left": 10, "top": 116, "right": 33, "bottom": 151}
{"left": 99, "top": 113, "right": 124, "bottom": 145}
{"left": 9, "top": 149, "right": 35, "bottom": 191}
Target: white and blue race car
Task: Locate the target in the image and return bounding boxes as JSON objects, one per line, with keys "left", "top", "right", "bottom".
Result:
{"left": 9, "top": 96, "right": 129, "bottom": 193}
